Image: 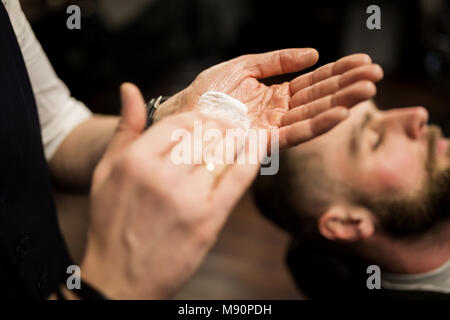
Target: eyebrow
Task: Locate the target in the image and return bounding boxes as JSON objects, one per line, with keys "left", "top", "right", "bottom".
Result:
{"left": 349, "top": 111, "right": 372, "bottom": 155}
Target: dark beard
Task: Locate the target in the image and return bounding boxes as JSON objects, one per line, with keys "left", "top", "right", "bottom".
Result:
{"left": 355, "top": 126, "right": 450, "bottom": 239}
{"left": 370, "top": 168, "right": 450, "bottom": 238}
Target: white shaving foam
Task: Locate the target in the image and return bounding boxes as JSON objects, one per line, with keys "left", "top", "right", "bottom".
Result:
{"left": 197, "top": 91, "right": 251, "bottom": 130}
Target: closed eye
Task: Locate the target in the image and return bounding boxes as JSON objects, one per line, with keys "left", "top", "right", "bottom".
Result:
{"left": 372, "top": 127, "right": 385, "bottom": 150}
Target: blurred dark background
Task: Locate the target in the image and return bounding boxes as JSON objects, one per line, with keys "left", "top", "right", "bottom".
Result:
{"left": 20, "top": 0, "right": 450, "bottom": 299}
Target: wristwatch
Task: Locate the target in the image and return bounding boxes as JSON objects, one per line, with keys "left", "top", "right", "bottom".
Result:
{"left": 145, "top": 95, "right": 170, "bottom": 129}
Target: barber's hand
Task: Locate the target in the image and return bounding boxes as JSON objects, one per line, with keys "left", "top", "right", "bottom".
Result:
{"left": 81, "top": 83, "right": 260, "bottom": 299}
{"left": 155, "top": 49, "right": 383, "bottom": 149}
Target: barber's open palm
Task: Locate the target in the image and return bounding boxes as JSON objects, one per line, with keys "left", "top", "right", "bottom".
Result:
{"left": 156, "top": 49, "right": 383, "bottom": 149}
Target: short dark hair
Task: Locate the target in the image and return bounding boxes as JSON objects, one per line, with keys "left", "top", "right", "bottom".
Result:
{"left": 254, "top": 148, "right": 450, "bottom": 241}
{"left": 252, "top": 149, "right": 334, "bottom": 239}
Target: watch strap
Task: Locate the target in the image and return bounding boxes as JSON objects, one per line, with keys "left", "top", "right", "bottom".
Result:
{"left": 145, "top": 95, "right": 170, "bottom": 129}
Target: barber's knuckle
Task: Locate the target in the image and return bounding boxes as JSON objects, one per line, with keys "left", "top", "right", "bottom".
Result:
{"left": 190, "top": 113, "right": 209, "bottom": 124}
{"left": 116, "top": 149, "right": 146, "bottom": 178}
{"left": 187, "top": 198, "right": 206, "bottom": 218}
{"left": 186, "top": 200, "right": 212, "bottom": 225}
{"left": 175, "top": 211, "right": 197, "bottom": 232}
{"left": 299, "top": 105, "right": 309, "bottom": 119}
{"left": 193, "top": 224, "right": 216, "bottom": 247}
{"left": 238, "top": 53, "right": 252, "bottom": 62}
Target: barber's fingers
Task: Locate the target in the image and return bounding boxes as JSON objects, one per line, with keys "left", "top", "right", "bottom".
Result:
{"left": 98, "top": 83, "right": 146, "bottom": 179}
{"left": 208, "top": 138, "right": 262, "bottom": 226}
{"left": 289, "top": 53, "right": 372, "bottom": 98}
{"left": 238, "top": 48, "right": 319, "bottom": 79}
{"left": 141, "top": 112, "right": 238, "bottom": 173}
{"left": 138, "top": 112, "right": 210, "bottom": 157}
{"left": 279, "top": 107, "right": 349, "bottom": 149}
{"left": 162, "top": 119, "right": 229, "bottom": 177}
{"left": 121, "top": 113, "right": 231, "bottom": 189}
{"left": 290, "top": 64, "right": 383, "bottom": 108}
{"left": 140, "top": 111, "right": 261, "bottom": 227}
{"left": 282, "top": 80, "right": 376, "bottom": 127}
{"left": 189, "top": 124, "right": 254, "bottom": 192}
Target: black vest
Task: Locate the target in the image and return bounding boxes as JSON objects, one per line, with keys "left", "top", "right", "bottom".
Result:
{"left": 0, "top": 3, "right": 71, "bottom": 299}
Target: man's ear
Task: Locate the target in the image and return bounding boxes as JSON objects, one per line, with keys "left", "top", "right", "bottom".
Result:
{"left": 317, "top": 204, "right": 375, "bottom": 242}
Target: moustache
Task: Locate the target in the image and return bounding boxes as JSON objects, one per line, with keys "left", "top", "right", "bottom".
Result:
{"left": 426, "top": 125, "right": 447, "bottom": 177}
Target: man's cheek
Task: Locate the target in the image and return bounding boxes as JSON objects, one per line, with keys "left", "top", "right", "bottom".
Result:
{"left": 374, "top": 153, "right": 424, "bottom": 193}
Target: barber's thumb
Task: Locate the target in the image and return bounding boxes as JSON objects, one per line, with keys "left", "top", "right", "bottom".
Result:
{"left": 119, "top": 82, "right": 146, "bottom": 134}
{"left": 101, "top": 83, "right": 146, "bottom": 166}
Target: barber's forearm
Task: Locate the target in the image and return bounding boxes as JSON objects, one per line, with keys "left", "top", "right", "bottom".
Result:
{"left": 49, "top": 115, "right": 119, "bottom": 191}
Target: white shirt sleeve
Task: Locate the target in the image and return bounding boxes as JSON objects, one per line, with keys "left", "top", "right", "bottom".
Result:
{"left": 3, "top": 0, "right": 92, "bottom": 160}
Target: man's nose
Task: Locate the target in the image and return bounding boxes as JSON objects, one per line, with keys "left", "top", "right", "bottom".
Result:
{"left": 385, "top": 107, "right": 429, "bottom": 139}
{"left": 401, "top": 107, "right": 429, "bottom": 139}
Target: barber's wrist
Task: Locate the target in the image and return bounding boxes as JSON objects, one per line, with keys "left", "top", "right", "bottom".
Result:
{"left": 146, "top": 95, "right": 171, "bottom": 127}
{"left": 79, "top": 249, "right": 119, "bottom": 299}
{"left": 80, "top": 242, "right": 144, "bottom": 300}
{"left": 152, "top": 101, "right": 166, "bottom": 122}
{"left": 152, "top": 91, "right": 184, "bottom": 122}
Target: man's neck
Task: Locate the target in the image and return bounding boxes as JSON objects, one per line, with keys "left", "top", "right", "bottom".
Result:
{"left": 359, "top": 220, "right": 450, "bottom": 274}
